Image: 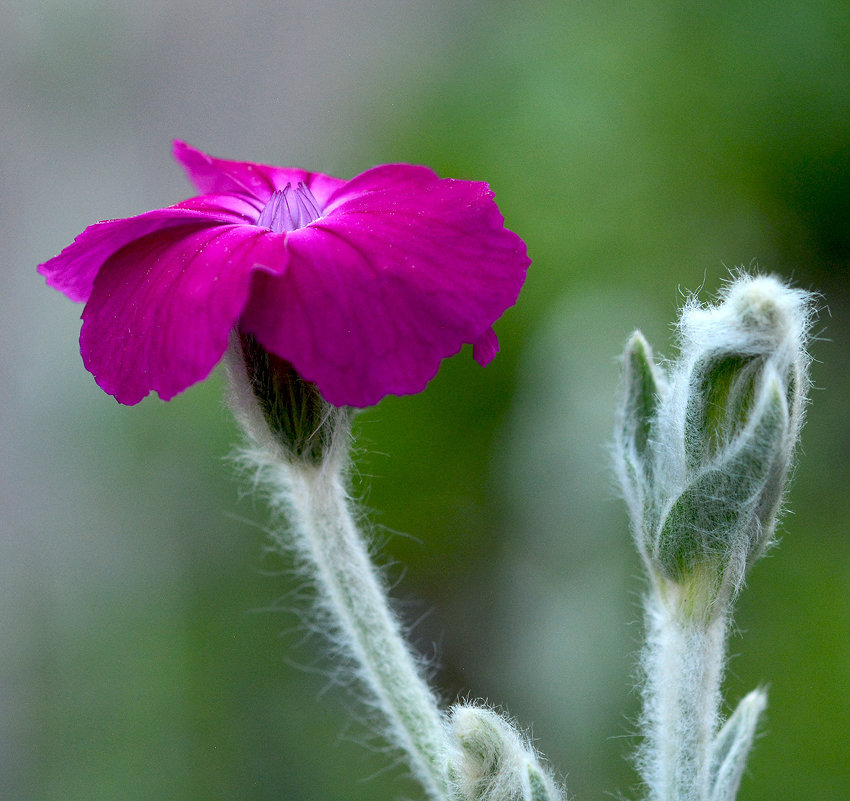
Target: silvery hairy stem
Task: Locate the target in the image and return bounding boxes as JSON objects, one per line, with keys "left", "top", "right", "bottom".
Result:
{"left": 614, "top": 274, "right": 813, "bottom": 801}
{"left": 224, "top": 333, "right": 451, "bottom": 801}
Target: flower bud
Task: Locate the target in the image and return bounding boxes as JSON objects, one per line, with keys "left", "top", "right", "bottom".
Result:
{"left": 615, "top": 274, "right": 812, "bottom": 619}
{"left": 655, "top": 371, "right": 790, "bottom": 610}
{"left": 447, "top": 704, "right": 563, "bottom": 801}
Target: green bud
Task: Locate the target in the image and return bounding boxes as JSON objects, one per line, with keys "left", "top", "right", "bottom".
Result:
{"left": 615, "top": 274, "right": 813, "bottom": 620}
{"left": 655, "top": 373, "right": 790, "bottom": 612}
{"left": 452, "top": 707, "right": 505, "bottom": 790}
{"left": 448, "top": 705, "right": 564, "bottom": 801}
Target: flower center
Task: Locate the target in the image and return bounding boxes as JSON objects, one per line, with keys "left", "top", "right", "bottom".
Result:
{"left": 256, "top": 182, "right": 323, "bottom": 233}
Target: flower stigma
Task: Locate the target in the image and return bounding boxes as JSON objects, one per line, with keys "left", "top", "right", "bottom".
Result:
{"left": 256, "top": 182, "right": 323, "bottom": 233}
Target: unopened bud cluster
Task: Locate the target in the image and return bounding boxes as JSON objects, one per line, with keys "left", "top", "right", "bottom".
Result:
{"left": 615, "top": 274, "right": 813, "bottom": 620}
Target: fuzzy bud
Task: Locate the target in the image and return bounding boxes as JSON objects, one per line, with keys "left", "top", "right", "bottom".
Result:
{"left": 615, "top": 274, "right": 813, "bottom": 620}
{"left": 447, "top": 705, "right": 564, "bottom": 801}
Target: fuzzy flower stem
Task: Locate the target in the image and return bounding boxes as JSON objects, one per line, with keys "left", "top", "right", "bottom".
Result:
{"left": 250, "top": 448, "right": 450, "bottom": 800}
{"left": 640, "top": 594, "right": 727, "bottom": 801}
{"left": 615, "top": 274, "right": 813, "bottom": 800}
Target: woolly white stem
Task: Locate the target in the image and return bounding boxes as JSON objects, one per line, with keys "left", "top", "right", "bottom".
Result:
{"left": 640, "top": 592, "right": 728, "bottom": 801}
{"left": 252, "top": 449, "right": 450, "bottom": 800}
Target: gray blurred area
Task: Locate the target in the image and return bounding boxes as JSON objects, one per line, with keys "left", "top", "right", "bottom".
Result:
{"left": 3, "top": 1, "right": 849, "bottom": 800}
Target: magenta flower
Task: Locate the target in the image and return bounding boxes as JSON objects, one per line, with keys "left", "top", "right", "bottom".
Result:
{"left": 39, "top": 142, "right": 529, "bottom": 407}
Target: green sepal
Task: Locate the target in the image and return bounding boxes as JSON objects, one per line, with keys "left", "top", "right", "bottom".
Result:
{"left": 238, "top": 331, "right": 352, "bottom": 464}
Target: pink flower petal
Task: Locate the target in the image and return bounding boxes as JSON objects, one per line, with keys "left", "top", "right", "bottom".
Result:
{"left": 321, "top": 163, "right": 439, "bottom": 213}
{"left": 241, "top": 169, "right": 529, "bottom": 407}
{"left": 41, "top": 144, "right": 530, "bottom": 409}
{"left": 38, "top": 194, "right": 259, "bottom": 303}
{"left": 472, "top": 328, "right": 500, "bottom": 366}
{"left": 173, "top": 141, "right": 345, "bottom": 208}
{"left": 81, "top": 225, "right": 288, "bottom": 404}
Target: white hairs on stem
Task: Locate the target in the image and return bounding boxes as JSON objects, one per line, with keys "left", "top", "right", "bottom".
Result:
{"left": 615, "top": 272, "right": 815, "bottom": 801}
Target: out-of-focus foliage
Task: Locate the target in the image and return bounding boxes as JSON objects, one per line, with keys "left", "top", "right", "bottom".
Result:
{"left": 3, "top": 1, "right": 847, "bottom": 800}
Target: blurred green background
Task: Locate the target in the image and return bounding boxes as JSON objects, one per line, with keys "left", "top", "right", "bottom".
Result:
{"left": 3, "top": 1, "right": 848, "bottom": 799}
